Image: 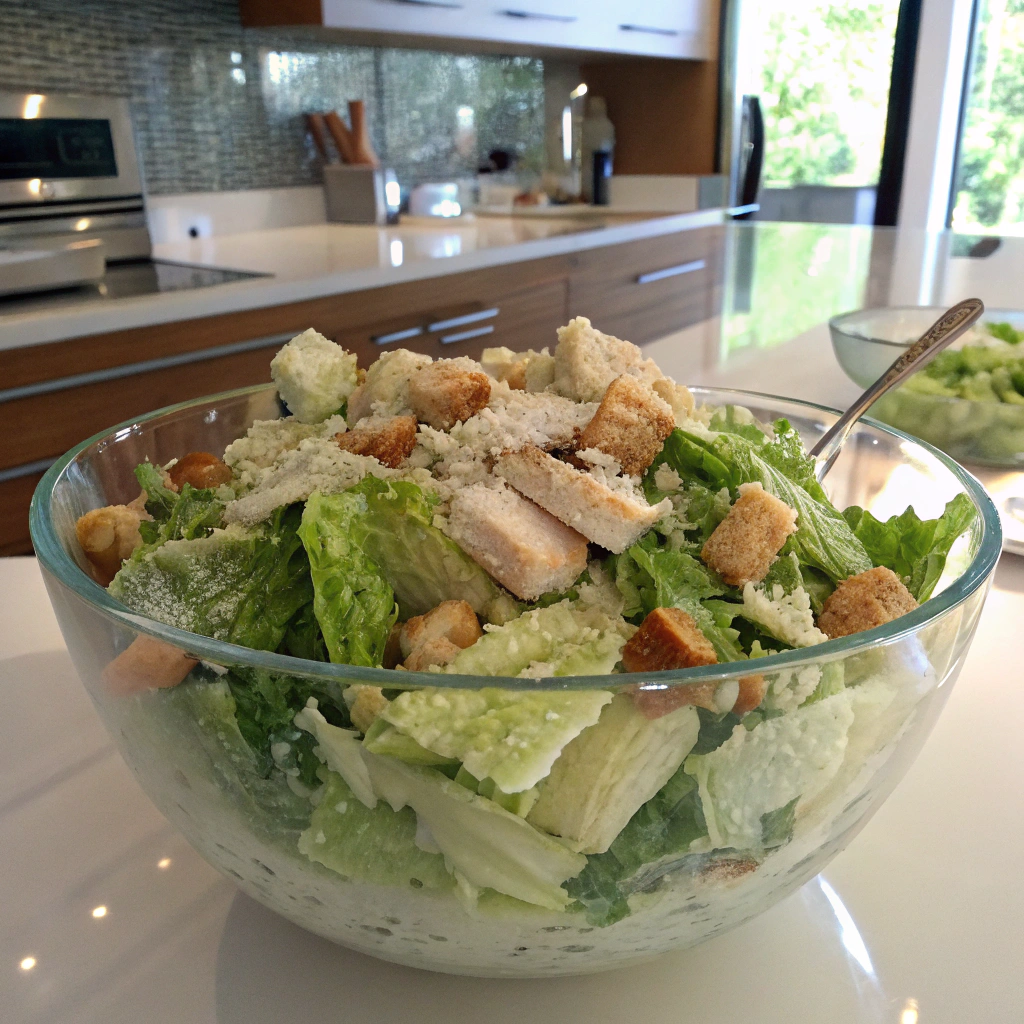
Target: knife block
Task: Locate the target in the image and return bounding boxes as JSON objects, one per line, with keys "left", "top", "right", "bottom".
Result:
{"left": 323, "top": 165, "right": 388, "bottom": 225}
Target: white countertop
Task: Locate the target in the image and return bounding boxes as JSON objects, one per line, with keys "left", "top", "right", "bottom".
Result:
{"left": 0, "top": 210, "right": 723, "bottom": 352}
{"left": 3, "top": 320, "right": 1022, "bottom": 1022}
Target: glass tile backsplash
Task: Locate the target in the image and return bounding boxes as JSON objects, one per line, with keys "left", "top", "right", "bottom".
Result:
{"left": 0, "top": 0, "right": 548, "bottom": 195}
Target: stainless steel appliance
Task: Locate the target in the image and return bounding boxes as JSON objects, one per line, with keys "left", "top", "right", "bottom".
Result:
{"left": 0, "top": 90, "right": 266, "bottom": 300}
{"left": 0, "top": 90, "right": 151, "bottom": 261}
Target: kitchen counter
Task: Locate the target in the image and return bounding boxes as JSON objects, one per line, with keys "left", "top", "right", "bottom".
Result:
{"left": 4, "top": 295, "right": 1023, "bottom": 1018}
{"left": 0, "top": 209, "right": 724, "bottom": 352}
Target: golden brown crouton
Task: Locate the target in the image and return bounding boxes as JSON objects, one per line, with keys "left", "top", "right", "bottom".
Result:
{"left": 75, "top": 495, "right": 152, "bottom": 586}
{"left": 817, "top": 566, "right": 918, "bottom": 639}
{"left": 400, "top": 599, "right": 483, "bottom": 658}
{"left": 622, "top": 608, "right": 721, "bottom": 718}
{"left": 335, "top": 415, "right": 417, "bottom": 468}
{"left": 103, "top": 634, "right": 198, "bottom": 695}
{"left": 445, "top": 483, "right": 589, "bottom": 601}
{"left": 577, "top": 374, "right": 676, "bottom": 476}
{"left": 168, "top": 452, "right": 232, "bottom": 490}
{"left": 701, "top": 482, "right": 798, "bottom": 586}
{"left": 403, "top": 637, "right": 463, "bottom": 672}
{"left": 408, "top": 359, "right": 491, "bottom": 430}
{"left": 733, "top": 674, "right": 768, "bottom": 716}
{"left": 347, "top": 684, "right": 389, "bottom": 733}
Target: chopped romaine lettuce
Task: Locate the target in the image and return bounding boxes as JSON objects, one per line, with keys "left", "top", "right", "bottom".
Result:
{"left": 299, "top": 768, "right": 452, "bottom": 889}
{"left": 439, "top": 600, "right": 633, "bottom": 679}
{"left": 843, "top": 492, "right": 977, "bottom": 601}
{"left": 298, "top": 490, "right": 397, "bottom": 666}
{"left": 294, "top": 699, "right": 377, "bottom": 808}
{"left": 381, "top": 684, "right": 613, "bottom": 793}
{"left": 363, "top": 751, "right": 586, "bottom": 910}
{"left": 110, "top": 505, "right": 312, "bottom": 652}
{"left": 346, "top": 477, "right": 517, "bottom": 624}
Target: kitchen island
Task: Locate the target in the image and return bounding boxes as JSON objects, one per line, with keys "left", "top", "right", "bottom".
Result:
{"left": 3, "top": 274, "right": 1022, "bottom": 1018}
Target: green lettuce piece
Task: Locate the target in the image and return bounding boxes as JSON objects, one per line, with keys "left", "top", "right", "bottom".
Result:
{"left": 843, "top": 492, "right": 978, "bottom": 601}
{"left": 363, "top": 752, "right": 586, "bottom": 910}
{"left": 299, "top": 768, "right": 452, "bottom": 890}
{"left": 298, "top": 490, "right": 397, "bottom": 666}
{"left": 440, "top": 600, "right": 633, "bottom": 679}
{"left": 134, "top": 461, "right": 179, "bottom": 519}
{"left": 109, "top": 505, "right": 312, "bottom": 652}
{"left": 454, "top": 766, "right": 540, "bottom": 818}
{"left": 565, "top": 762, "right": 708, "bottom": 927}
{"left": 363, "top": 718, "right": 460, "bottom": 767}
{"left": 346, "top": 477, "right": 517, "bottom": 624}
{"left": 294, "top": 700, "right": 376, "bottom": 807}
{"left": 986, "top": 321, "right": 1024, "bottom": 345}
{"left": 133, "top": 461, "right": 225, "bottom": 547}
{"left": 157, "top": 673, "right": 314, "bottom": 834}
{"left": 654, "top": 428, "right": 872, "bottom": 583}
{"left": 381, "top": 684, "right": 613, "bottom": 793}
{"left": 685, "top": 691, "right": 855, "bottom": 850}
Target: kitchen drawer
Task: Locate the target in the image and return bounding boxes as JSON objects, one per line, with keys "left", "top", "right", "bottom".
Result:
{"left": 568, "top": 227, "right": 721, "bottom": 343}
{"left": 0, "top": 345, "right": 279, "bottom": 474}
{"left": 335, "top": 278, "right": 568, "bottom": 361}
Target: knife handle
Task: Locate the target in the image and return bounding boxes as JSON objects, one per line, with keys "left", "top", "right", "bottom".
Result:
{"left": 348, "top": 100, "right": 379, "bottom": 167}
{"left": 324, "top": 111, "right": 357, "bottom": 165}
{"left": 304, "top": 113, "right": 331, "bottom": 162}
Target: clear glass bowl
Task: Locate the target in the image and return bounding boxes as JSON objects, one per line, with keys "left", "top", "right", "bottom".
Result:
{"left": 831, "top": 306, "right": 1024, "bottom": 467}
{"left": 30, "top": 384, "right": 1001, "bottom": 977}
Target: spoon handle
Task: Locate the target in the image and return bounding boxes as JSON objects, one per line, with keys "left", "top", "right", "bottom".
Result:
{"left": 811, "top": 297, "right": 986, "bottom": 482}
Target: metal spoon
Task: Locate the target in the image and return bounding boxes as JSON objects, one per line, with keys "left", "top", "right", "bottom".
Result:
{"left": 810, "top": 297, "right": 985, "bottom": 481}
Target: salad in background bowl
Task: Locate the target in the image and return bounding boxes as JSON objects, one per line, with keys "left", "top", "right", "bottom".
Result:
{"left": 831, "top": 306, "right": 1024, "bottom": 467}
{"left": 30, "top": 319, "right": 1000, "bottom": 976}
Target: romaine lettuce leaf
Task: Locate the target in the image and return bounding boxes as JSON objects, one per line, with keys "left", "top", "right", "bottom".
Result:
{"left": 363, "top": 752, "right": 586, "bottom": 910}
{"left": 298, "top": 491, "right": 397, "bottom": 666}
{"left": 299, "top": 768, "right": 452, "bottom": 890}
{"left": 347, "top": 476, "right": 518, "bottom": 624}
{"left": 440, "top": 600, "right": 633, "bottom": 679}
{"left": 843, "top": 492, "right": 977, "bottom": 601}
{"left": 134, "top": 461, "right": 225, "bottom": 547}
{"left": 381, "top": 685, "right": 613, "bottom": 793}
{"left": 110, "top": 505, "right": 312, "bottom": 652}
{"left": 653, "top": 428, "right": 872, "bottom": 583}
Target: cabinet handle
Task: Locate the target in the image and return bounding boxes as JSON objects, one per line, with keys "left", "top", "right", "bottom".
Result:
{"left": 372, "top": 325, "right": 424, "bottom": 346}
{"left": 636, "top": 259, "right": 705, "bottom": 284}
{"left": 500, "top": 10, "right": 578, "bottom": 22}
{"left": 441, "top": 325, "right": 495, "bottom": 345}
{"left": 428, "top": 307, "right": 499, "bottom": 332}
{"left": 619, "top": 23, "right": 680, "bottom": 36}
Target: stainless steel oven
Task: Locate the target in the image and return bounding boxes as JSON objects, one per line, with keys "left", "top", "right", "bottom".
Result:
{"left": 0, "top": 90, "right": 151, "bottom": 261}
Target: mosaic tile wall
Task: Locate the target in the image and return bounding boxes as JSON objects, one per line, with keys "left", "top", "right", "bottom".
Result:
{"left": 0, "top": 0, "right": 548, "bottom": 195}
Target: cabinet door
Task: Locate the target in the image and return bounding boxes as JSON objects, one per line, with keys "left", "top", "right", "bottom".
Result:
{"left": 598, "top": 0, "right": 711, "bottom": 59}
{"left": 568, "top": 227, "right": 722, "bottom": 345}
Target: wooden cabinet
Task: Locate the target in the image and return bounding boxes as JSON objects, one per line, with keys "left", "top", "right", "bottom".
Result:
{"left": 0, "top": 226, "right": 723, "bottom": 554}
{"left": 239, "top": 0, "right": 713, "bottom": 60}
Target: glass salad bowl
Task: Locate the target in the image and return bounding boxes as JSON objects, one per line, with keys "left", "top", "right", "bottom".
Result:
{"left": 831, "top": 306, "right": 1024, "bottom": 467}
{"left": 30, "top": 384, "right": 1000, "bottom": 978}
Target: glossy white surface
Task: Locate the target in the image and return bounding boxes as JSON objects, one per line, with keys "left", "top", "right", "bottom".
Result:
{"left": 0, "top": 210, "right": 721, "bottom": 352}
{"left": 3, "top": 319, "right": 1023, "bottom": 1020}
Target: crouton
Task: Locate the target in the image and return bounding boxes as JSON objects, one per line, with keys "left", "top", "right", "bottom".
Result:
{"left": 733, "top": 674, "right": 768, "bottom": 716}
{"left": 76, "top": 495, "right": 152, "bottom": 586}
{"left": 496, "top": 445, "right": 670, "bottom": 554}
{"left": 817, "top": 566, "right": 918, "bottom": 639}
{"left": 652, "top": 377, "right": 695, "bottom": 425}
{"left": 103, "top": 634, "right": 198, "bottom": 695}
{"left": 408, "top": 358, "right": 491, "bottom": 430}
{"left": 270, "top": 328, "right": 358, "bottom": 423}
{"left": 346, "top": 684, "right": 389, "bottom": 733}
{"left": 701, "top": 482, "right": 798, "bottom": 586}
{"left": 399, "top": 599, "right": 483, "bottom": 658}
{"left": 446, "top": 483, "right": 588, "bottom": 601}
{"left": 552, "top": 317, "right": 664, "bottom": 403}
{"left": 404, "top": 637, "right": 463, "bottom": 672}
{"left": 335, "top": 415, "right": 417, "bottom": 468}
{"left": 481, "top": 346, "right": 556, "bottom": 392}
{"left": 168, "top": 452, "right": 232, "bottom": 491}
{"left": 577, "top": 374, "right": 676, "bottom": 476}
{"left": 347, "top": 348, "right": 432, "bottom": 424}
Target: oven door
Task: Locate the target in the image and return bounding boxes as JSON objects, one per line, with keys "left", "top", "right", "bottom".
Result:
{"left": 0, "top": 91, "right": 143, "bottom": 207}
